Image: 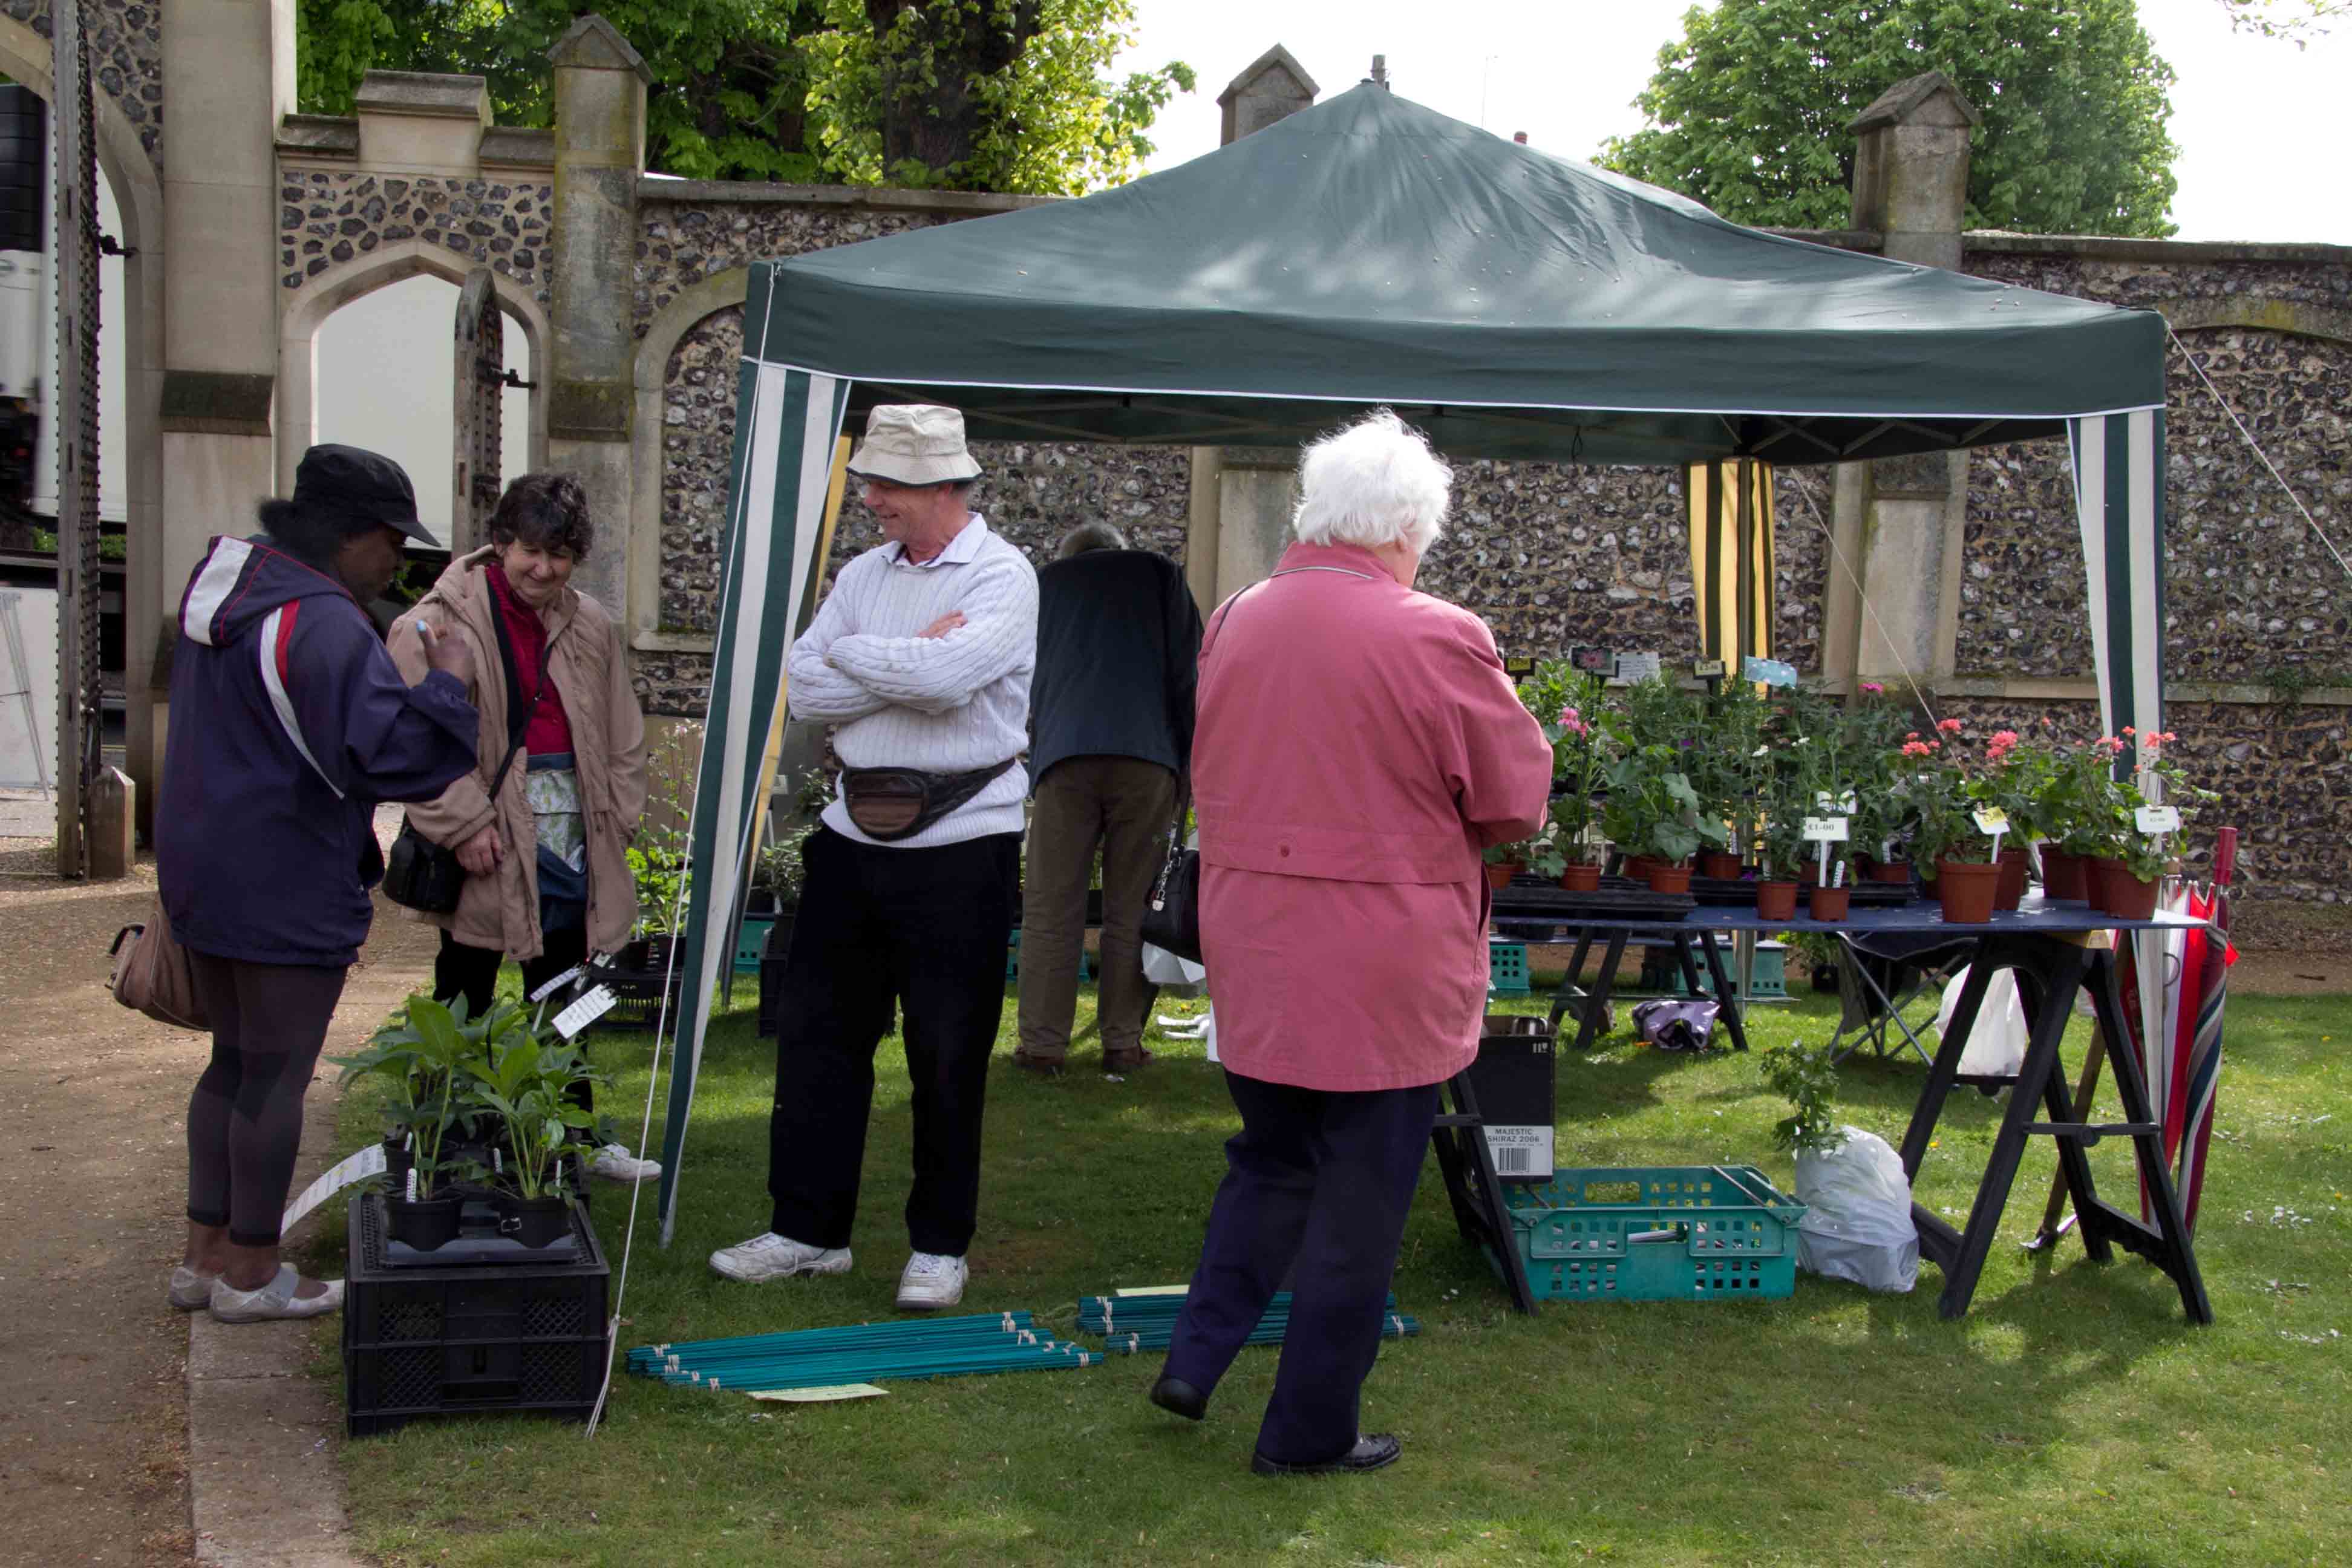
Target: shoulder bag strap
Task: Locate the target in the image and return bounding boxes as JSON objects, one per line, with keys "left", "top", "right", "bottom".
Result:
{"left": 480, "top": 589, "right": 545, "bottom": 802}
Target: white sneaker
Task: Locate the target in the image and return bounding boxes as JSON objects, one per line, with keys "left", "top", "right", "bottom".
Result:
{"left": 168, "top": 1264, "right": 220, "bottom": 1312}
{"left": 896, "top": 1251, "right": 968, "bottom": 1310}
{"left": 209, "top": 1264, "right": 344, "bottom": 1324}
{"left": 709, "top": 1232, "right": 851, "bottom": 1283}
{"left": 586, "top": 1143, "right": 662, "bottom": 1182}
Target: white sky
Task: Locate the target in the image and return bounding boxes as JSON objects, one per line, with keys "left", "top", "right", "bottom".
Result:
{"left": 1116, "top": 0, "right": 2352, "bottom": 245}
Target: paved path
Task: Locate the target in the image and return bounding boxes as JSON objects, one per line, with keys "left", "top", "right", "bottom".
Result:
{"left": 0, "top": 825, "right": 438, "bottom": 1567}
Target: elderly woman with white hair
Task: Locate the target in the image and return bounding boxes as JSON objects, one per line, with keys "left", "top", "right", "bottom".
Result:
{"left": 1147, "top": 409, "right": 1552, "bottom": 1474}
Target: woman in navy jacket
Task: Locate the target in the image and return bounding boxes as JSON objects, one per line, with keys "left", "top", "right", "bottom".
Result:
{"left": 157, "top": 445, "right": 479, "bottom": 1323}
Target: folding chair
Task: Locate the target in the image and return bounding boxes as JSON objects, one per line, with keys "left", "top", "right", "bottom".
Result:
{"left": 1826, "top": 930, "right": 1978, "bottom": 1065}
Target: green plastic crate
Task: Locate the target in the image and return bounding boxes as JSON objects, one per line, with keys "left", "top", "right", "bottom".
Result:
{"left": 1488, "top": 941, "right": 1530, "bottom": 996}
{"left": 1499, "top": 1165, "right": 1806, "bottom": 1303}
{"left": 734, "top": 917, "right": 774, "bottom": 973}
{"left": 1004, "top": 930, "right": 1090, "bottom": 983}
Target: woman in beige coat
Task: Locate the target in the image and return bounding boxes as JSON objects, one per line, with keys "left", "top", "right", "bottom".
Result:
{"left": 388, "top": 471, "right": 656, "bottom": 1180}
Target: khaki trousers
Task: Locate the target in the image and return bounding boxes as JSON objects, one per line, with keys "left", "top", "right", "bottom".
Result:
{"left": 1017, "top": 756, "right": 1180, "bottom": 1063}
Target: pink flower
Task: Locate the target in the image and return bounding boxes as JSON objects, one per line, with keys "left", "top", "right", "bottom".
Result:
{"left": 2121, "top": 725, "right": 2136, "bottom": 737}
{"left": 1901, "top": 740, "right": 1933, "bottom": 758}
{"left": 1904, "top": 731, "right": 1921, "bottom": 742}
{"left": 1861, "top": 682, "right": 1885, "bottom": 694}
{"left": 1557, "top": 705, "right": 1588, "bottom": 736}
{"left": 1937, "top": 718, "right": 1965, "bottom": 734}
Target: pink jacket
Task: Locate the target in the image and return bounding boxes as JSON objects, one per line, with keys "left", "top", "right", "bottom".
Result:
{"left": 1195, "top": 541, "right": 1553, "bottom": 1091}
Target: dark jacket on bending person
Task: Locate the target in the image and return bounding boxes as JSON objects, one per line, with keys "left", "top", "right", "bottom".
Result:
{"left": 1029, "top": 547, "right": 1204, "bottom": 782}
{"left": 158, "top": 534, "right": 479, "bottom": 967}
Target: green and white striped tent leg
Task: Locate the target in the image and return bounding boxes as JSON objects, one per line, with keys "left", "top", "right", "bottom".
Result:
{"left": 2069, "top": 408, "right": 2169, "bottom": 1084}
{"left": 655, "top": 359, "right": 849, "bottom": 1245}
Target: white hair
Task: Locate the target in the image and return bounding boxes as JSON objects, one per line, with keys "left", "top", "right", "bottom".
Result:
{"left": 1290, "top": 408, "right": 1452, "bottom": 556}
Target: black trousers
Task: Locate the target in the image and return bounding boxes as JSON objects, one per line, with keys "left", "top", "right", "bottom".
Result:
{"left": 186, "top": 952, "right": 349, "bottom": 1246}
{"left": 768, "top": 826, "right": 1021, "bottom": 1256}
{"left": 1163, "top": 1070, "right": 1440, "bottom": 1466}
{"left": 433, "top": 926, "right": 589, "bottom": 1024}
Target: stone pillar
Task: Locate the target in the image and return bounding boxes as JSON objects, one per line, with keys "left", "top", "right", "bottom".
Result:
{"left": 544, "top": 16, "right": 648, "bottom": 615}
{"left": 151, "top": 0, "right": 298, "bottom": 827}
{"left": 1831, "top": 71, "right": 1979, "bottom": 693}
{"left": 1185, "top": 46, "right": 1318, "bottom": 608}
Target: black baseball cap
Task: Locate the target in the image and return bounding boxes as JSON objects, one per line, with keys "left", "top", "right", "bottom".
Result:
{"left": 292, "top": 444, "right": 440, "bottom": 547}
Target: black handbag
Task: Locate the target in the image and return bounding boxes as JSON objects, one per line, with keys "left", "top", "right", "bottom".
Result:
{"left": 381, "top": 598, "right": 540, "bottom": 915}
{"left": 1138, "top": 780, "right": 1201, "bottom": 964}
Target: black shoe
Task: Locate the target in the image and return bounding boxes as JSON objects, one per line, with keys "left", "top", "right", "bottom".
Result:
{"left": 1250, "top": 1434, "right": 1402, "bottom": 1476}
{"left": 1148, "top": 1374, "right": 1207, "bottom": 1422}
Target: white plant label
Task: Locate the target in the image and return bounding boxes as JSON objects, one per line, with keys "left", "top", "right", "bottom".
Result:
{"left": 1815, "top": 790, "right": 1858, "bottom": 815}
{"left": 552, "top": 984, "right": 618, "bottom": 1039}
{"left": 2136, "top": 805, "right": 2181, "bottom": 834}
{"left": 1973, "top": 808, "right": 2010, "bottom": 835}
{"left": 1611, "top": 651, "right": 1662, "bottom": 684}
{"left": 529, "top": 965, "right": 588, "bottom": 1003}
{"left": 282, "top": 1143, "right": 391, "bottom": 1234}
{"left": 1803, "top": 816, "right": 1851, "bottom": 843}
{"left": 1693, "top": 659, "right": 1727, "bottom": 678}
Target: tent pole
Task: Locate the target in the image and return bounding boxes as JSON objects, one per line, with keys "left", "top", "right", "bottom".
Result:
{"left": 1733, "top": 461, "right": 1756, "bottom": 1026}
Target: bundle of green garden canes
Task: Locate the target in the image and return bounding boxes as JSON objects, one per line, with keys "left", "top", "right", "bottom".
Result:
{"left": 1077, "top": 1291, "right": 1420, "bottom": 1355}
{"left": 626, "top": 1311, "right": 1099, "bottom": 1394}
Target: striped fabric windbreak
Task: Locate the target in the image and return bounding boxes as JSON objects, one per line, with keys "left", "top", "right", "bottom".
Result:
{"left": 2068, "top": 410, "right": 2166, "bottom": 754}
{"left": 1685, "top": 459, "right": 1775, "bottom": 669}
{"left": 656, "top": 334, "right": 849, "bottom": 1243}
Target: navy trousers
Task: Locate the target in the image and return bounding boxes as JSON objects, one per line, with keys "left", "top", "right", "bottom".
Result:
{"left": 1163, "top": 1070, "right": 1441, "bottom": 1466}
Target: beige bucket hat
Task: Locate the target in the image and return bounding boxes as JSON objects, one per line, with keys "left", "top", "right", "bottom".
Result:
{"left": 844, "top": 403, "right": 983, "bottom": 487}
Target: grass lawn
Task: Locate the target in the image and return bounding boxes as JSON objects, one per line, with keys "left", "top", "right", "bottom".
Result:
{"left": 314, "top": 969, "right": 2351, "bottom": 1567}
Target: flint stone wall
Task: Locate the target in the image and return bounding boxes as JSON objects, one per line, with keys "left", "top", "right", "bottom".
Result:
{"left": 4, "top": 0, "right": 163, "bottom": 171}
{"left": 275, "top": 169, "right": 554, "bottom": 298}
{"left": 1958, "top": 249, "right": 2352, "bottom": 685}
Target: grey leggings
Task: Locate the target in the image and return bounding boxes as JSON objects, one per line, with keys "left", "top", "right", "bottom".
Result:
{"left": 186, "top": 952, "right": 347, "bottom": 1246}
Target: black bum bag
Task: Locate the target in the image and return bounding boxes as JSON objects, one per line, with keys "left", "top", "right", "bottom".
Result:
{"left": 839, "top": 757, "right": 1017, "bottom": 841}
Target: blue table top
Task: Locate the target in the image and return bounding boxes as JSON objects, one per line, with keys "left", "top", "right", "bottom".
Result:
{"left": 1494, "top": 893, "right": 2210, "bottom": 939}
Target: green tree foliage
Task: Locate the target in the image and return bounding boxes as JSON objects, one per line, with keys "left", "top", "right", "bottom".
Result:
{"left": 1598, "top": 0, "right": 2180, "bottom": 238}
{"left": 295, "top": 0, "right": 1189, "bottom": 191}
{"left": 2219, "top": 0, "right": 2347, "bottom": 42}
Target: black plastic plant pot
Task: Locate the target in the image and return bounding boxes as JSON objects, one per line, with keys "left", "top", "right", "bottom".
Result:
{"left": 497, "top": 1192, "right": 573, "bottom": 1249}
{"left": 385, "top": 1195, "right": 463, "bottom": 1251}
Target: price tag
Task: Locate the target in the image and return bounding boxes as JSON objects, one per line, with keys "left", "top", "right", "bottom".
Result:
{"left": 552, "top": 984, "right": 618, "bottom": 1040}
{"left": 1973, "top": 808, "right": 2010, "bottom": 835}
{"left": 280, "top": 1142, "right": 389, "bottom": 1235}
{"left": 529, "top": 964, "right": 587, "bottom": 1003}
{"left": 2136, "top": 805, "right": 2181, "bottom": 834}
{"left": 1803, "top": 816, "right": 1851, "bottom": 843}
{"left": 1816, "top": 790, "right": 1858, "bottom": 815}
{"left": 1610, "top": 651, "right": 1662, "bottom": 684}
{"left": 1693, "top": 659, "right": 1727, "bottom": 678}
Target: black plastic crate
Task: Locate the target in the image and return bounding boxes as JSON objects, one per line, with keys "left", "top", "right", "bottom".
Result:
{"left": 343, "top": 1191, "right": 609, "bottom": 1437}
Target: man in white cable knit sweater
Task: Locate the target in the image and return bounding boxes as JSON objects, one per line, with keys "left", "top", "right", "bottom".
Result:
{"left": 711, "top": 406, "right": 1037, "bottom": 1310}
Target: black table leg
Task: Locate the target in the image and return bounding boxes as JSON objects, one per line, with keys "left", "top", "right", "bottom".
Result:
{"left": 1930, "top": 936, "right": 2090, "bottom": 1319}
{"left": 1546, "top": 930, "right": 1600, "bottom": 1034}
{"left": 1568, "top": 932, "right": 1627, "bottom": 1052}
{"left": 2069, "top": 948, "right": 2214, "bottom": 1324}
{"left": 1694, "top": 932, "right": 1750, "bottom": 1051}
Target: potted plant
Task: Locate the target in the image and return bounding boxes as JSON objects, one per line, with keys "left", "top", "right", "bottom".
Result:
{"left": 332, "top": 995, "right": 501, "bottom": 1250}
{"left": 1690, "top": 679, "right": 1766, "bottom": 879}
{"left": 1481, "top": 840, "right": 1527, "bottom": 891}
{"left": 1970, "top": 727, "right": 2051, "bottom": 909}
{"left": 467, "top": 1023, "right": 610, "bottom": 1248}
{"left": 2085, "top": 728, "right": 2209, "bottom": 919}
{"left": 2034, "top": 729, "right": 2122, "bottom": 901}
{"left": 1846, "top": 684, "right": 1916, "bottom": 881}
{"left": 1523, "top": 661, "right": 1612, "bottom": 890}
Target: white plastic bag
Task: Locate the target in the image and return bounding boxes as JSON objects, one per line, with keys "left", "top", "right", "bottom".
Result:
{"left": 1141, "top": 942, "right": 1206, "bottom": 986}
{"left": 1939, "top": 964, "right": 2028, "bottom": 1080}
{"left": 1793, "top": 1126, "right": 1919, "bottom": 1293}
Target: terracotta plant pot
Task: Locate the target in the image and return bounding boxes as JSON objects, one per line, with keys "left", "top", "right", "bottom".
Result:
{"left": 1920, "top": 870, "right": 1942, "bottom": 905}
{"left": 1754, "top": 880, "right": 1798, "bottom": 921}
{"left": 1995, "top": 846, "right": 2030, "bottom": 911}
{"left": 1808, "top": 885, "right": 1852, "bottom": 922}
{"left": 1645, "top": 863, "right": 1694, "bottom": 895}
{"left": 1798, "top": 860, "right": 1821, "bottom": 886}
{"left": 1697, "top": 851, "right": 1743, "bottom": 880}
{"left": 1936, "top": 859, "right": 2002, "bottom": 924}
{"left": 2092, "top": 857, "right": 2162, "bottom": 921}
{"left": 2041, "top": 849, "right": 2089, "bottom": 903}
{"left": 1869, "top": 860, "right": 1913, "bottom": 885}
{"left": 1622, "top": 855, "right": 1660, "bottom": 882}
{"left": 1485, "top": 863, "right": 1519, "bottom": 892}
{"left": 1557, "top": 863, "right": 1602, "bottom": 892}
